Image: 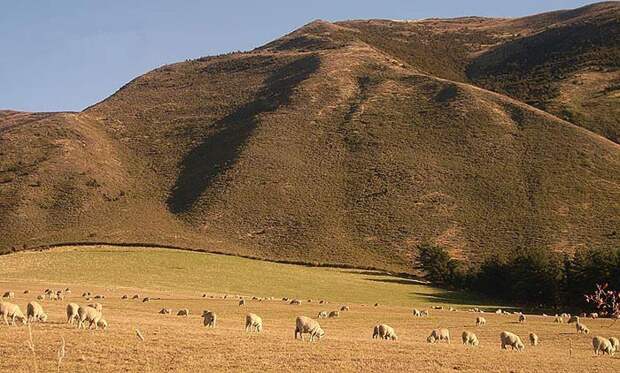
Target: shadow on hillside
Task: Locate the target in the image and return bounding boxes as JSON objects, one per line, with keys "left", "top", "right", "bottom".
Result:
{"left": 167, "top": 54, "right": 320, "bottom": 214}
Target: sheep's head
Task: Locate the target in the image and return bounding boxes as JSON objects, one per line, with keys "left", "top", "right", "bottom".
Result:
{"left": 391, "top": 334, "right": 398, "bottom": 340}
{"left": 427, "top": 335, "right": 436, "bottom": 343}
{"left": 316, "top": 328, "right": 325, "bottom": 339}
{"left": 39, "top": 313, "right": 48, "bottom": 322}
{"left": 202, "top": 310, "right": 211, "bottom": 317}
{"left": 516, "top": 341, "right": 525, "bottom": 351}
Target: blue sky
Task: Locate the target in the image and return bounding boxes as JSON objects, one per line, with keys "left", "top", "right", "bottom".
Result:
{"left": 1, "top": 0, "right": 594, "bottom": 112}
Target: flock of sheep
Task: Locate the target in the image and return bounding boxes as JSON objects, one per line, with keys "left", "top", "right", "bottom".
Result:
{"left": 1, "top": 288, "right": 619, "bottom": 357}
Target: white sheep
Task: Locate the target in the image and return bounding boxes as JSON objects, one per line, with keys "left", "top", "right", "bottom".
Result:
{"left": 372, "top": 324, "right": 398, "bottom": 340}
{"left": 317, "top": 311, "right": 328, "bottom": 319}
{"left": 518, "top": 314, "right": 526, "bottom": 323}
{"left": 78, "top": 306, "right": 104, "bottom": 329}
{"left": 0, "top": 301, "right": 27, "bottom": 325}
{"left": 26, "top": 301, "right": 47, "bottom": 323}
{"left": 427, "top": 328, "right": 450, "bottom": 343}
{"left": 476, "top": 316, "right": 486, "bottom": 326}
{"left": 177, "top": 308, "right": 190, "bottom": 316}
{"left": 132, "top": 294, "right": 140, "bottom": 300}
{"left": 592, "top": 336, "right": 615, "bottom": 356}
{"left": 295, "top": 316, "right": 325, "bottom": 342}
{"left": 328, "top": 310, "right": 340, "bottom": 318}
{"left": 290, "top": 299, "right": 301, "bottom": 305}
{"left": 340, "top": 305, "right": 350, "bottom": 312}
{"left": 576, "top": 322, "right": 590, "bottom": 334}
{"left": 159, "top": 308, "right": 172, "bottom": 315}
{"left": 121, "top": 295, "right": 128, "bottom": 300}
{"left": 203, "top": 310, "right": 217, "bottom": 328}
{"left": 500, "top": 331, "right": 524, "bottom": 351}
{"left": 2, "top": 291, "right": 15, "bottom": 299}
{"left": 66, "top": 303, "right": 80, "bottom": 324}
{"left": 420, "top": 310, "right": 429, "bottom": 317}
{"left": 554, "top": 315, "right": 564, "bottom": 323}
{"left": 462, "top": 331, "right": 479, "bottom": 346}
{"left": 412, "top": 308, "right": 421, "bottom": 317}
{"left": 609, "top": 337, "right": 619, "bottom": 353}
{"left": 239, "top": 299, "right": 246, "bottom": 306}
{"left": 245, "top": 313, "right": 262, "bottom": 332}
{"left": 590, "top": 313, "right": 599, "bottom": 319}
{"left": 529, "top": 333, "right": 539, "bottom": 346}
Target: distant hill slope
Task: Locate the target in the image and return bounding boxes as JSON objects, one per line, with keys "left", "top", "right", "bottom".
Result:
{"left": 1, "top": 2, "right": 619, "bottom": 272}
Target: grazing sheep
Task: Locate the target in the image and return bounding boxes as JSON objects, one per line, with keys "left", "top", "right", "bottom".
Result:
{"left": 592, "top": 336, "right": 615, "bottom": 356}
{"left": 317, "top": 311, "right": 328, "bottom": 319}
{"left": 420, "top": 310, "right": 429, "bottom": 317}
{"left": 78, "top": 306, "right": 105, "bottom": 329}
{"left": 0, "top": 302, "right": 27, "bottom": 325}
{"left": 340, "top": 305, "right": 350, "bottom": 312}
{"left": 94, "top": 295, "right": 104, "bottom": 300}
{"left": 202, "top": 310, "right": 217, "bottom": 328}
{"left": 518, "top": 314, "right": 526, "bottom": 323}
{"left": 328, "top": 311, "right": 340, "bottom": 318}
{"left": 177, "top": 309, "right": 190, "bottom": 316}
{"left": 132, "top": 294, "right": 140, "bottom": 300}
{"left": 319, "top": 300, "right": 327, "bottom": 304}
{"left": 295, "top": 316, "right": 325, "bottom": 342}
{"left": 372, "top": 324, "right": 398, "bottom": 340}
{"left": 97, "top": 318, "right": 108, "bottom": 330}
{"left": 23, "top": 290, "right": 30, "bottom": 294}
{"left": 609, "top": 337, "right": 619, "bottom": 353}
{"left": 554, "top": 315, "right": 564, "bottom": 323}
{"left": 374, "top": 303, "right": 379, "bottom": 307}
{"left": 2, "top": 291, "right": 15, "bottom": 299}
{"left": 476, "top": 316, "right": 486, "bottom": 326}
{"left": 121, "top": 295, "right": 128, "bottom": 300}
{"left": 239, "top": 299, "right": 246, "bottom": 306}
{"left": 576, "top": 322, "right": 590, "bottom": 334}
{"left": 462, "top": 331, "right": 479, "bottom": 346}
{"left": 567, "top": 315, "right": 578, "bottom": 323}
{"left": 433, "top": 306, "right": 443, "bottom": 310}
{"left": 590, "top": 313, "right": 599, "bottom": 319}
{"left": 66, "top": 303, "right": 80, "bottom": 324}
{"left": 290, "top": 299, "right": 301, "bottom": 305}
{"left": 245, "top": 313, "right": 262, "bottom": 332}
{"left": 449, "top": 307, "right": 456, "bottom": 312}
{"left": 142, "top": 297, "right": 151, "bottom": 303}
{"left": 88, "top": 303, "right": 103, "bottom": 312}
{"left": 412, "top": 308, "right": 422, "bottom": 317}
{"left": 81, "top": 292, "right": 91, "bottom": 298}
{"left": 529, "top": 333, "right": 539, "bottom": 346}
{"left": 500, "top": 331, "right": 524, "bottom": 351}
{"left": 26, "top": 301, "right": 47, "bottom": 323}
{"left": 427, "top": 328, "right": 450, "bottom": 344}
{"left": 495, "top": 309, "right": 503, "bottom": 314}
{"left": 159, "top": 308, "right": 172, "bottom": 315}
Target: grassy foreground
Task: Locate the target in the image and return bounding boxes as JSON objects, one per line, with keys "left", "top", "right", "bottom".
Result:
{"left": 0, "top": 245, "right": 478, "bottom": 307}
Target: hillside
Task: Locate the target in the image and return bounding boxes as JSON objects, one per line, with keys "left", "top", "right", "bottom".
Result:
{"left": 1, "top": 2, "right": 619, "bottom": 272}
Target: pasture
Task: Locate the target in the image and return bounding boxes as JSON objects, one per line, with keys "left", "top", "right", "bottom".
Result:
{"left": 0, "top": 246, "right": 618, "bottom": 372}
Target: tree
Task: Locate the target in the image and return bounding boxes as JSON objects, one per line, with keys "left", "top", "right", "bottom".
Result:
{"left": 585, "top": 283, "right": 620, "bottom": 318}
{"left": 416, "top": 244, "right": 463, "bottom": 286}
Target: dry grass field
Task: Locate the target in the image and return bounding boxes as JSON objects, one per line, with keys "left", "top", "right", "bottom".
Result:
{"left": 0, "top": 246, "right": 618, "bottom": 372}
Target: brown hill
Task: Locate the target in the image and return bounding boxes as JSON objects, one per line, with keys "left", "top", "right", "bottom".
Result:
{"left": 1, "top": 2, "right": 619, "bottom": 272}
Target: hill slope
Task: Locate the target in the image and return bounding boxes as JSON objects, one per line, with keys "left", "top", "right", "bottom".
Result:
{"left": 1, "top": 2, "right": 619, "bottom": 272}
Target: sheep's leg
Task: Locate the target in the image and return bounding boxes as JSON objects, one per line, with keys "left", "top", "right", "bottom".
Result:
{"left": 3, "top": 313, "right": 9, "bottom": 326}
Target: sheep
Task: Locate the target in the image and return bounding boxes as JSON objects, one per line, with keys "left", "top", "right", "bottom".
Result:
{"left": 295, "top": 316, "right": 325, "bottom": 342}
{"left": 576, "top": 322, "right": 590, "bottom": 334}
{"left": 81, "top": 292, "right": 91, "bottom": 298}
{"left": 23, "top": 290, "right": 30, "bottom": 294}
{"left": 121, "top": 295, "right": 128, "bottom": 300}
{"left": 495, "top": 309, "right": 503, "bottom": 314}
{"left": 177, "top": 309, "right": 190, "bottom": 316}
{"left": 554, "top": 315, "right": 564, "bottom": 323}
{"left": 420, "top": 310, "right": 429, "bottom": 317}
{"left": 0, "top": 302, "right": 27, "bottom": 325}
{"left": 590, "top": 313, "right": 599, "bottom": 319}
{"left": 2, "top": 291, "right": 15, "bottom": 299}
{"left": 500, "top": 331, "right": 524, "bottom": 351}
{"left": 26, "top": 301, "right": 47, "bottom": 323}
{"left": 317, "top": 311, "right": 328, "bottom": 319}
{"left": 462, "top": 331, "right": 479, "bottom": 346}
{"left": 49, "top": 293, "right": 58, "bottom": 301}
{"left": 78, "top": 306, "right": 104, "bottom": 329}
{"left": 159, "top": 308, "right": 172, "bottom": 314}
{"left": 374, "top": 303, "right": 379, "bottom": 307}
{"left": 87, "top": 303, "right": 103, "bottom": 312}
{"left": 372, "top": 324, "right": 398, "bottom": 340}
{"left": 592, "top": 336, "right": 615, "bottom": 356}
{"left": 609, "top": 337, "right": 619, "bottom": 353}
{"left": 518, "top": 314, "right": 526, "bottom": 323}
{"left": 427, "top": 328, "right": 450, "bottom": 344}
{"left": 567, "top": 315, "right": 579, "bottom": 323}
{"left": 529, "top": 333, "right": 539, "bottom": 346}
{"left": 328, "top": 311, "right": 340, "bottom": 318}
{"left": 94, "top": 295, "right": 104, "bottom": 300}
{"left": 245, "top": 313, "right": 262, "bottom": 332}
{"left": 142, "top": 297, "right": 151, "bottom": 303}
{"left": 239, "top": 299, "right": 246, "bottom": 306}
{"left": 97, "top": 318, "right": 108, "bottom": 330}
{"left": 476, "top": 316, "right": 486, "bottom": 326}
{"left": 412, "top": 308, "right": 422, "bottom": 317}
{"left": 319, "top": 300, "right": 327, "bottom": 304}
{"left": 202, "top": 310, "right": 217, "bottom": 328}
{"left": 289, "top": 299, "right": 301, "bottom": 305}
{"left": 433, "top": 306, "right": 443, "bottom": 310}
{"left": 449, "top": 307, "right": 456, "bottom": 312}
{"left": 131, "top": 294, "right": 139, "bottom": 300}
{"left": 66, "top": 303, "right": 80, "bottom": 324}
{"left": 340, "top": 305, "right": 350, "bottom": 312}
